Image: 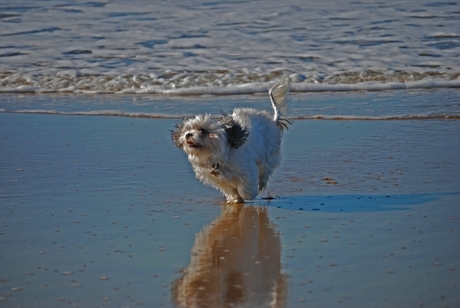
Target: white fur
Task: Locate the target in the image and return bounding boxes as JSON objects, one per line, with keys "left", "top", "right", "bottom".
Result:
{"left": 172, "top": 77, "right": 290, "bottom": 203}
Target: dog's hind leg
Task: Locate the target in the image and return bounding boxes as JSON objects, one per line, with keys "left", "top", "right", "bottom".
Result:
{"left": 258, "top": 171, "right": 270, "bottom": 192}
{"left": 257, "top": 163, "right": 273, "bottom": 192}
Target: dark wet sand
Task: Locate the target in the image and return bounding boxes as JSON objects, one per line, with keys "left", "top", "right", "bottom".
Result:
{"left": 1, "top": 113, "right": 459, "bottom": 307}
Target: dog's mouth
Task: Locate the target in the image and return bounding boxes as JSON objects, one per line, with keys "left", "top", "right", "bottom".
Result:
{"left": 187, "top": 141, "right": 201, "bottom": 148}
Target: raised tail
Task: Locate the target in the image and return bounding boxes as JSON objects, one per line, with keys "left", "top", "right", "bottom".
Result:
{"left": 269, "top": 75, "right": 291, "bottom": 130}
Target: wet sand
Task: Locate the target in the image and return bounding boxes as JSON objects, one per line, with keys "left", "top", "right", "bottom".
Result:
{"left": 1, "top": 113, "right": 459, "bottom": 307}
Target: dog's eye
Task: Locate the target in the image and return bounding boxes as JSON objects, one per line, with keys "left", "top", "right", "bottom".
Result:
{"left": 200, "top": 128, "right": 208, "bottom": 135}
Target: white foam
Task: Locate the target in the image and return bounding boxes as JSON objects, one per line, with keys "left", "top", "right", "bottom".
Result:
{"left": 3, "top": 108, "right": 457, "bottom": 121}
{"left": 0, "top": 70, "right": 459, "bottom": 95}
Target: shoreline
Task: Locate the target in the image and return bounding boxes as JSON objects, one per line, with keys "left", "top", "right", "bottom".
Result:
{"left": 2, "top": 109, "right": 460, "bottom": 121}
{"left": 0, "top": 88, "right": 459, "bottom": 121}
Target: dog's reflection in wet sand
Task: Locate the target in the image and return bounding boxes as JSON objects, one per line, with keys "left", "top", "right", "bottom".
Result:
{"left": 172, "top": 205, "right": 287, "bottom": 308}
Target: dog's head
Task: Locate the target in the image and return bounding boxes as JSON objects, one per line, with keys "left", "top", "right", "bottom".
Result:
{"left": 172, "top": 114, "right": 248, "bottom": 159}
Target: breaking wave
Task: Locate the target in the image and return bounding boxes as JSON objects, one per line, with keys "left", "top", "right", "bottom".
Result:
{"left": 0, "top": 70, "right": 459, "bottom": 95}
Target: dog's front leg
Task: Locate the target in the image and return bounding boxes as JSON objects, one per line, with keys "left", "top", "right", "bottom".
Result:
{"left": 226, "top": 191, "right": 244, "bottom": 204}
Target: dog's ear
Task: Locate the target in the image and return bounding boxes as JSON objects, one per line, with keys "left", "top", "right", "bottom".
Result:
{"left": 220, "top": 114, "right": 249, "bottom": 149}
{"left": 171, "top": 122, "right": 184, "bottom": 148}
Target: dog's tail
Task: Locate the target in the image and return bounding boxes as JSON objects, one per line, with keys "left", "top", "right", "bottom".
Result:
{"left": 269, "top": 75, "right": 291, "bottom": 130}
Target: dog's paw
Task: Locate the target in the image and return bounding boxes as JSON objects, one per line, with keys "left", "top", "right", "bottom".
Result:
{"left": 226, "top": 195, "right": 245, "bottom": 204}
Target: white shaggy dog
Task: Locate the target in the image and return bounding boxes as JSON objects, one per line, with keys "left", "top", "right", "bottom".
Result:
{"left": 172, "top": 77, "right": 290, "bottom": 203}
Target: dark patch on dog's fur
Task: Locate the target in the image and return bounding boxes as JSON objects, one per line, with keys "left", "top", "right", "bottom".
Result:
{"left": 277, "top": 117, "right": 291, "bottom": 131}
{"left": 171, "top": 122, "right": 184, "bottom": 148}
{"left": 219, "top": 113, "right": 249, "bottom": 149}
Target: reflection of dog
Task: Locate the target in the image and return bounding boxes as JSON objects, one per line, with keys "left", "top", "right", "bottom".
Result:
{"left": 172, "top": 77, "right": 290, "bottom": 203}
{"left": 171, "top": 205, "right": 287, "bottom": 307}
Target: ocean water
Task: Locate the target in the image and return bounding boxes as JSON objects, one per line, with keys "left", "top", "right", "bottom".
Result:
{"left": 0, "top": 0, "right": 459, "bottom": 96}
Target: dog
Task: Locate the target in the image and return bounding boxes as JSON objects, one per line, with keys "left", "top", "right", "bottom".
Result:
{"left": 172, "top": 76, "right": 290, "bottom": 203}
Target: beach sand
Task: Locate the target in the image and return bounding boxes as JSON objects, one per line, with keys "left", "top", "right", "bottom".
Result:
{"left": 1, "top": 112, "right": 459, "bottom": 307}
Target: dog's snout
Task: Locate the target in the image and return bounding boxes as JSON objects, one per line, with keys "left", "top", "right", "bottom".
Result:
{"left": 185, "top": 132, "right": 193, "bottom": 139}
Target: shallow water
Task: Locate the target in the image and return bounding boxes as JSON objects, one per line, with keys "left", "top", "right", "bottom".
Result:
{"left": 1, "top": 0, "right": 459, "bottom": 93}
{"left": 1, "top": 112, "right": 459, "bottom": 307}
